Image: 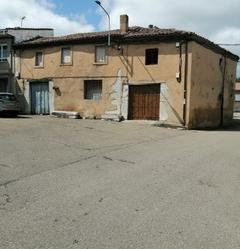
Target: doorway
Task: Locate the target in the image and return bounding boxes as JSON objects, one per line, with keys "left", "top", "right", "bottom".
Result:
{"left": 30, "top": 82, "right": 49, "bottom": 114}
{"left": 128, "top": 84, "right": 160, "bottom": 120}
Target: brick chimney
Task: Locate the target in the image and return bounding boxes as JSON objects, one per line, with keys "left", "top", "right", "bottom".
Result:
{"left": 120, "top": 15, "right": 129, "bottom": 33}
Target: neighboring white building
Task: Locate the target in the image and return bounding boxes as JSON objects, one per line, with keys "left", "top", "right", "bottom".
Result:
{"left": 0, "top": 28, "right": 54, "bottom": 93}
{"left": 235, "top": 81, "right": 240, "bottom": 112}
{"left": 1, "top": 28, "right": 54, "bottom": 43}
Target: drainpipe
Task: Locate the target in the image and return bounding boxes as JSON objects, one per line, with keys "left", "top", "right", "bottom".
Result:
{"left": 10, "top": 48, "right": 13, "bottom": 93}
{"left": 183, "top": 40, "right": 188, "bottom": 126}
{"left": 177, "top": 42, "right": 182, "bottom": 83}
{"left": 220, "top": 52, "right": 227, "bottom": 127}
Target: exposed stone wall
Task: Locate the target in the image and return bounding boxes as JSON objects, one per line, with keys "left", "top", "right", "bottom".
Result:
{"left": 121, "top": 84, "right": 129, "bottom": 120}
{"left": 102, "top": 69, "right": 123, "bottom": 121}
{"left": 159, "top": 83, "right": 169, "bottom": 123}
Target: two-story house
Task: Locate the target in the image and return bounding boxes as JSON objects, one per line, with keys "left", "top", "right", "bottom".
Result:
{"left": 14, "top": 15, "right": 239, "bottom": 129}
{"left": 0, "top": 33, "right": 14, "bottom": 92}
{"left": 0, "top": 28, "right": 53, "bottom": 94}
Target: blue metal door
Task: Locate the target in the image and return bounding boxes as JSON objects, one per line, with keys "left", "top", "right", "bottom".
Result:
{"left": 31, "top": 82, "right": 49, "bottom": 114}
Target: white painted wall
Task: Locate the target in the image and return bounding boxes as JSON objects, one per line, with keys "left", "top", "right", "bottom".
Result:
{"left": 49, "top": 81, "right": 54, "bottom": 114}
{"left": 24, "top": 80, "right": 31, "bottom": 114}
{"left": 7, "top": 29, "right": 53, "bottom": 43}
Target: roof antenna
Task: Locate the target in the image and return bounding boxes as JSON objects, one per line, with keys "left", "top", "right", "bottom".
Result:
{"left": 21, "top": 16, "right": 26, "bottom": 28}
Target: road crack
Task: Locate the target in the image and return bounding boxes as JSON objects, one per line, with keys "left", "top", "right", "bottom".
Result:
{"left": 103, "top": 156, "right": 136, "bottom": 165}
{"left": 0, "top": 155, "right": 97, "bottom": 188}
{"left": 0, "top": 163, "right": 12, "bottom": 168}
{"left": 0, "top": 185, "right": 11, "bottom": 210}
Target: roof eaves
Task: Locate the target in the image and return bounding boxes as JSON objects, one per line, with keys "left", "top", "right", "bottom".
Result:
{"left": 12, "top": 27, "right": 240, "bottom": 61}
{"left": 188, "top": 33, "right": 239, "bottom": 61}
{"left": 0, "top": 33, "right": 14, "bottom": 39}
{"left": 14, "top": 33, "right": 123, "bottom": 49}
{"left": 17, "top": 35, "right": 43, "bottom": 44}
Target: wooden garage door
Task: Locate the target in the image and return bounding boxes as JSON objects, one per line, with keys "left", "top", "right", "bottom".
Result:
{"left": 128, "top": 84, "right": 160, "bottom": 120}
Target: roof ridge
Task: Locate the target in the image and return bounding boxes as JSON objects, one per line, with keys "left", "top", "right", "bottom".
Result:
{"left": 17, "top": 35, "right": 44, "bottom": 44}
{"left": 13, "top": 26, "right": 239, "bottom": 61}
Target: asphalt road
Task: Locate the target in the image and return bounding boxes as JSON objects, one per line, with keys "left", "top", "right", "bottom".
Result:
{"left": 1, "top": 116, "right": 240, "bottom": 249}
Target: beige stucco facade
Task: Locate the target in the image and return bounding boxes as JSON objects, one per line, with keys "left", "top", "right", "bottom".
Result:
{"left": 15, "top": 39, "right": 238, "bottom": 129}
{"left": 188, "top": 42, "right": 237, "bottom": 128}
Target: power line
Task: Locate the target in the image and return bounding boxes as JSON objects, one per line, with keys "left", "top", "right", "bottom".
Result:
{"left": 217, "top": 43, "right": 240, "bottom": 46}
{"left": 216, "top": 43, "right": 240, "bottom": 62}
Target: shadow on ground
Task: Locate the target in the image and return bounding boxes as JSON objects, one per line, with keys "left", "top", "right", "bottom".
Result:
{"left": 205, "top": 117, "right": 240, "bottom": 132}
{"left": 0, "top": 115, "right": 32, "bottom": 119}
{"left": 226, "top": 118, "right": 240, "bottom": 131}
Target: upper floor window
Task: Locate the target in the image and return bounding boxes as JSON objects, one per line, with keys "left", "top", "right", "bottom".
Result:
{"left": 61, "top": 47, "right": 72, "bottom": 64}
{"left": 145, "top": 48, "right": 158, "bottom": 65}
{"left": 235, "top": 94, "right": 240, "bottom": 102}
{"left": 95, "top": 46, "right": 106, "bottom": 64}
{"left": 0, "top": 44, "right": 8, "bottom": 62}
{"left": 35, "top": 52, "right": 43, "bottom": 67}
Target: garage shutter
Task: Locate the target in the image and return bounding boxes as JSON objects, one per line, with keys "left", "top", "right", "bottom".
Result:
{"left": 30, "top": 82, "right": 49, "bottom": 114}
{"left": 128, "top": 84, "right": 160, "bottom": 120}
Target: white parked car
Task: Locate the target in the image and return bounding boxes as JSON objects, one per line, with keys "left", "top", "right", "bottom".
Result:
{"left": 0, "top": 93, "right": 20, "bottom": 117}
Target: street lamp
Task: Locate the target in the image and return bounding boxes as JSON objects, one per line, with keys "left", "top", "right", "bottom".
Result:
{"left": 21, "top": 16, "right": 26, "bottom": 28}
{"left": 95, "top": 1, "right": 111, "bottom": 46}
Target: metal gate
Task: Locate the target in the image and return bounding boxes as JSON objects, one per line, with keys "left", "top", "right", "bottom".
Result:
{"left": 128, "top": 84, "right": 160, "bottom": 120}
{"left": 30, "top": 82, "right": 49, "bottom": 114}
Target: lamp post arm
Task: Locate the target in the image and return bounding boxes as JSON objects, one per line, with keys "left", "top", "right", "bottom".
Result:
{"left": 96, "top": 3, "right": 111, "bottom": 46}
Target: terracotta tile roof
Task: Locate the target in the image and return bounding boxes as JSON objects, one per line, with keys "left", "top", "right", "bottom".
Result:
{"left": 14, "top": 26, "right": 239, "bottom": 61}
{"left": 18, "top": 29, "right": 121, "bottom": 44}
{"left": 15, "top": 26, "right": 189, "bottom": 45}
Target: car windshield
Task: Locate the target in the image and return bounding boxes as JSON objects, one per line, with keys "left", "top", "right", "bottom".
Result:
{"left": 0, "top": 94, "right": 17, "bottom": 101}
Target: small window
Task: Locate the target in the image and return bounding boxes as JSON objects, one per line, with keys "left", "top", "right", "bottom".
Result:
{"left": 0, "top": 44, "right": 8, "bottom": 62}
{"left": 35, "top": 52, "right": 43, "bottom": 67}
{"left": 95, "top": 46, "right": 106, "bottom": 63}
{"left": 145, "top": 48, "right": 158, "bottom": 65}
{"left": 219, "top": 58, "right": 223, "bottom": 66}
{"left": 61, "top": 47, "right": 72, "bottom": 64}
{"left": 84, "top": 80, "right": 102, "bottom": 100}
{"left": 235, "top": 94, "right": 240, "bottom": 102}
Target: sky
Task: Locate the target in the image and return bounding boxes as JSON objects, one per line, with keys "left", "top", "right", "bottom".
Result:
{"left": 0, "top": 0, "right": 239, "bottom": 76}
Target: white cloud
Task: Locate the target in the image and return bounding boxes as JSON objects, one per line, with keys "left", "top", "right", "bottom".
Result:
{"left": 0, "top": 0, "right": 94, "bottom": 35}
{"left": 101, "top": 0, "right": 240, "bottom": 76}
{"left": 0, "top": 0, "right": 239, "bottom": 76}
{"left": 210, "top": 27, "right": 240, "bottom": 77}
{"left": 106, "top": 0, "right": 240, "bottom": 36}
{"left": 211, "top": 28, "right": 240, "bottom": 45}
